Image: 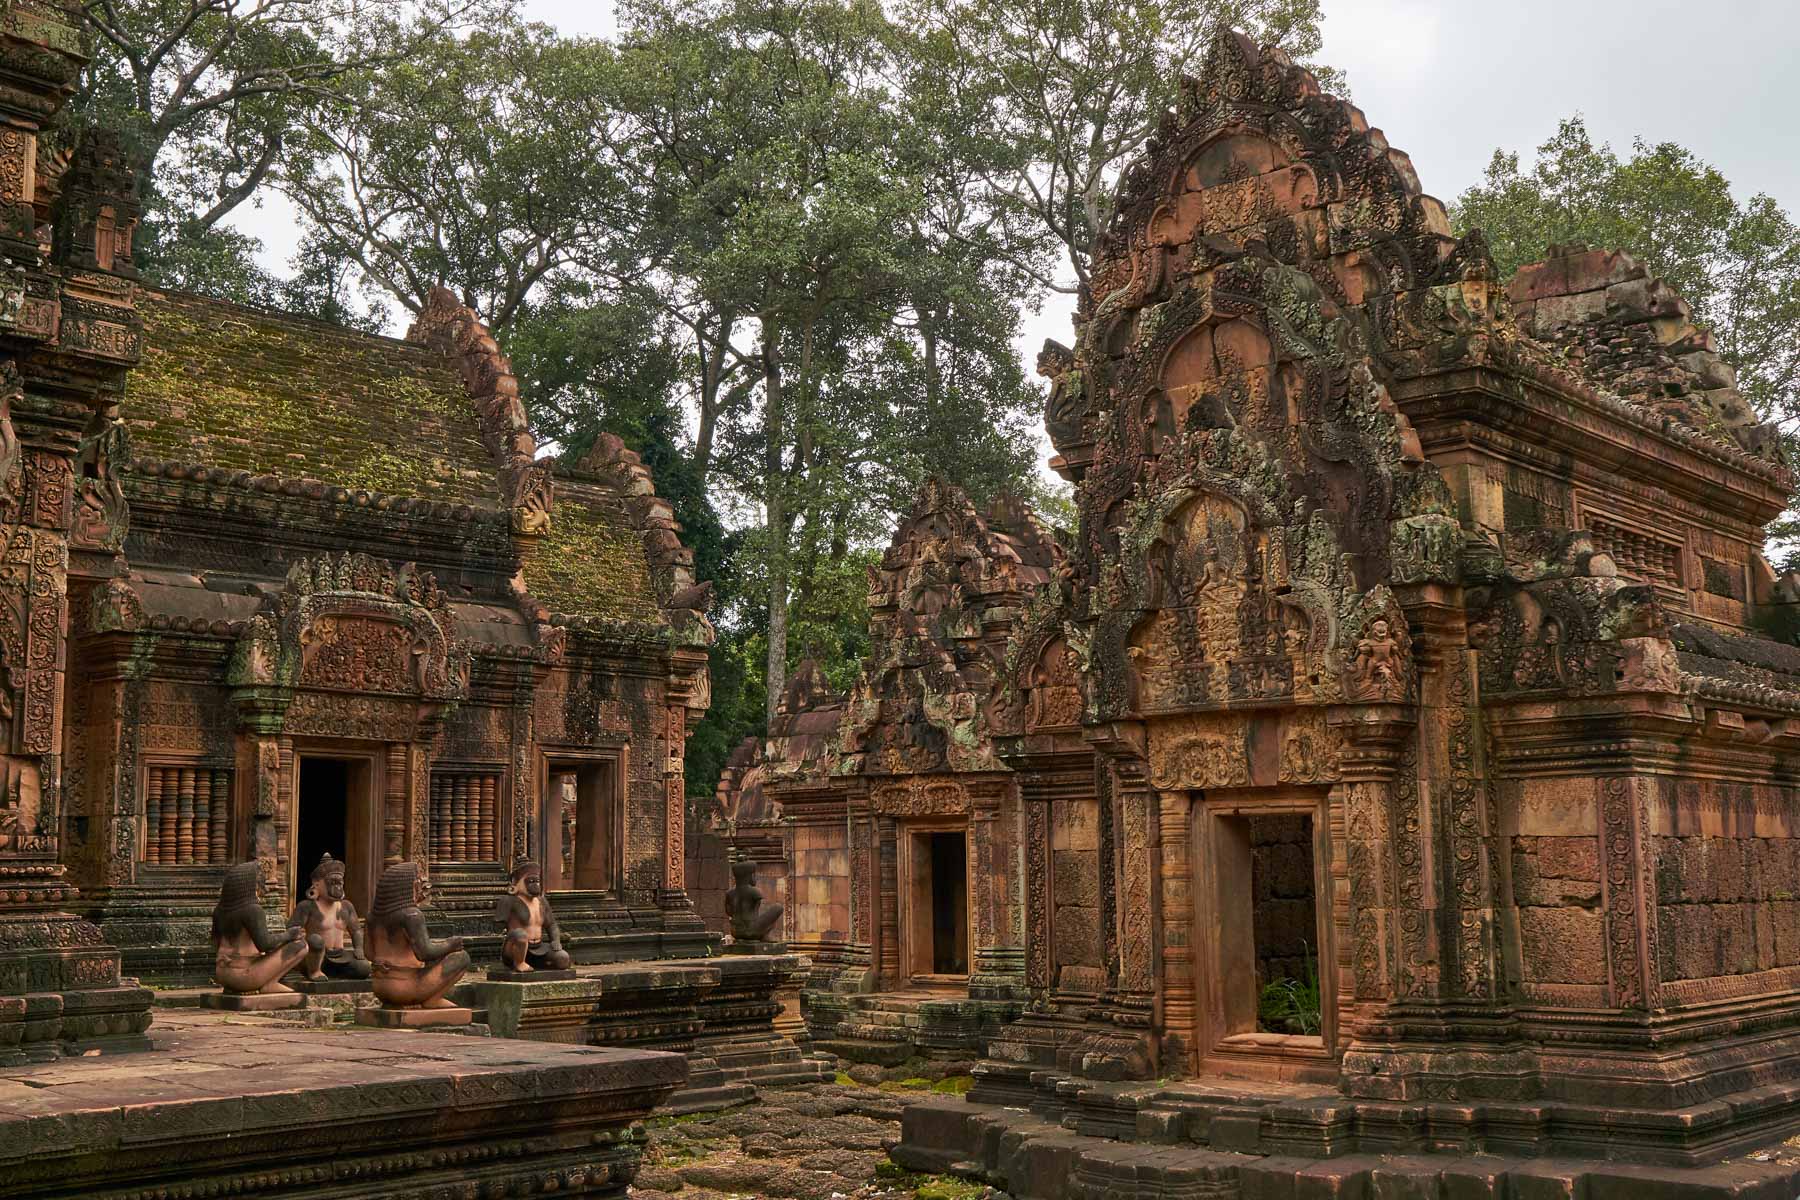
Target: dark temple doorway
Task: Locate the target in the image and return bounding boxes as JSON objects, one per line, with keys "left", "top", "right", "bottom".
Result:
{"left": 296, "top": 757, "right": 361, "bottom": 908}
{"left": 544, "top": 760, "right": 618, "bottom": 893}
{"left": 928, "top": 831, "right": 969, "bottom": 975}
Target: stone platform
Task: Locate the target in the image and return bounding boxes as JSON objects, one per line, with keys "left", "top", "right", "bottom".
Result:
{"left": 0, "top": 1009, "right": 684, "bottom": 1199}
{"left": 896, "top": 1082, "right": 1800, "bottom": 1200}
{"left": 454, "top": 953, "right": 833, "bottom": 1114}
{"left": 805, "top": 986, "right": 1025, "bottom": 1065}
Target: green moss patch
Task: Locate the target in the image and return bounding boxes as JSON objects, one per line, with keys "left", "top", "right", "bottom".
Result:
{"left": 129, "top": 292, "right": 498, "bottom": 504}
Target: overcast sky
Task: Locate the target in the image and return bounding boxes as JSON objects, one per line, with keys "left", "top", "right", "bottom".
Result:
{"left": 226, "top": 0, "right": 1800, "bottom": 465}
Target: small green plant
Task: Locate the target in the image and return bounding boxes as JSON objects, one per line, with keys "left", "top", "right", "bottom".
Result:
{"left": 1257, "top": 944, "right": 1322, "bottom": 1036}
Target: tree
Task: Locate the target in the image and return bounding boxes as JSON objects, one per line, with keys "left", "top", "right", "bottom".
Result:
{"left": 606, "top": 0, "right": 1029, "bottom": 718}
{"left": 1453, "top": 117, "right": 1800, "bottom": 438}
{"left": 899, "top": 0, "right": 1330, "bottom": 290}
{"left": 72, "top": 0, "right": 505, "bottom": 296}
{"left": 278, "top": 15, "right": 625, "bottom": 330}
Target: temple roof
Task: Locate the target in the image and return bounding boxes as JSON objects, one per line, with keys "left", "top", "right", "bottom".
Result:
{"left": 127, "top": 290, "right": 500, "bottom": 505}
{"left": 120, "top": 289, "right": 685, "bottom": 630}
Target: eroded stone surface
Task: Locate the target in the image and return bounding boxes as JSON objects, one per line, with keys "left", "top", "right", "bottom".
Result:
{"left": 0, "top": 1009, "right": 684, "bottom": 1198}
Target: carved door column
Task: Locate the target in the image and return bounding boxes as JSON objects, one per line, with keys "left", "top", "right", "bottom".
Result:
{"left": 1157, "top": 789, "right": 1195, "bottom": 1069}
{"left": 1110, "top": 757, "right": 1159, "bottom": 1034}
{"left": 877, "top": 813, "right": 900, "bottom": 986}
{"left": 660, "top": 703, "right": 691, "bottom": 911}
{"left": 844, "top": 795, "right": 875, "bottom": 984}
{"left": 967, "top": 781, "right": 1019, "bottom": 988}
{"left": 1022, "top": 784, "right": 1052, "bottom": 993}
{"left": 1329, "top": 704, "right": 1417, "bottom": 1079}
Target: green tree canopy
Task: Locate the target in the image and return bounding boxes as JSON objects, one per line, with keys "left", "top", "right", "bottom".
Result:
{"left": 73, "top": 0, "right": 505, "bottom": 301}
{"left": 899, "top": 0, "right": 1330, "bottom": 289}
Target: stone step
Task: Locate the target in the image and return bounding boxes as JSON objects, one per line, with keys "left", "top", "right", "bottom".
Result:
{"left": 895, "top": 1094, "right": 1800, "bottom": 1200}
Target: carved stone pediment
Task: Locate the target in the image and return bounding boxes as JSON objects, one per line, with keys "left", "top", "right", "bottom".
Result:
{"left": 870, "top": 777, "right": 971, "bottom": 818}
{"left": 229, "top": 552, "right": 468, "bottom": 702}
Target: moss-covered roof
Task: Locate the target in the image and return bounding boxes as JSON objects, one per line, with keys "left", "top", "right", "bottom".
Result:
{"left": 528, "top": 487, "right": 660, "bottom": 622}
{"left": 127, "top": 290, "right": 500, "bottom": 504}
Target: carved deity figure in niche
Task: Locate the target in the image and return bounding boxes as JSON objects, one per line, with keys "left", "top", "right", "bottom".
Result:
{"left": 285, "top": 853, "right": 371, "bottom": 980}
{"left": 71, "top": 401, "right": 129, "bottom": 552}
{"left": 495, "top": 859, "right": 571, "bottom": 972}
{"left": 1349, "top": 615, "right": 1407, "bottom": 701}
{"left": 1039, "top": 338, "right": 1086, "bottom": 447}
{"left": 725, "top": 859, "right": 784, "bottom": 944}
{"left": 211, "top": 861, "right": 307, "bottom": 995}
{"left": 367, "top": 862, "right": 469, "bottom": 1008}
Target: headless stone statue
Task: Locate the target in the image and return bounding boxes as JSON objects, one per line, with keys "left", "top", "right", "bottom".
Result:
{"left": 495, "top": 859, "right": 572, "bottom": 972}
{"left": 725, "top": 860, "right": 784, "bottom": 946}
{"left": 366, "top": 862, "right": 469, "bottom": 1010}
{"left": 286, "top": 853, "right": 372, "bottom": 980}
{"left": 210, "top": 861, "right": 307, "bottom": 997}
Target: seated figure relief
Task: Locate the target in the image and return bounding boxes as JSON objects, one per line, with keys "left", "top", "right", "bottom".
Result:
{"left": 495, "top": 859, "right": 572, "bottom": 972}
{"left": 367, "top": 862, "right": 470, "bottom": 1009}
{"left": 286, "top": 853, "right": 372, "bottom": 981}
{"left": 211, "top": 861, "right": 308, "bottom": 996}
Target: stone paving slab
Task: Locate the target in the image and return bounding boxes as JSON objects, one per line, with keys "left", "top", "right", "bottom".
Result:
{"left": 0, "top": 1009, "right": 686, "bottom": 1199}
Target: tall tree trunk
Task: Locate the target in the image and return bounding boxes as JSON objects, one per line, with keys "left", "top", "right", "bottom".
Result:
{"left": 694, "top": 311, "right": 732, "bottom": 483}
{"left": 761, "top": 320, "right": 789, "bottom": 721}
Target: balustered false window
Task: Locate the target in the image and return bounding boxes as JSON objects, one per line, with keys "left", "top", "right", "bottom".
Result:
{"left": 430, "top": 770, "right": 500, "bottom": 862}
{"left": 143, "top": 765, "right": 232, "bottom": 865}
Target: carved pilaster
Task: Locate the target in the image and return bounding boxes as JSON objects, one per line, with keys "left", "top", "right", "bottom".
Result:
{"left": 1156, "top": 789, "right": 1194, "bottom": 1069}
{"left": 1329, "top": 705, "right": 1412, "bottom": 1026}
{"left": 877, "top": 813, "right": 899, "bottom": 986}
{"left": 1601, "top": 774, "right": 1660, "bottom": 1012}
{"left": 1023, "top": 790, "right": 1051, "bottom": 991}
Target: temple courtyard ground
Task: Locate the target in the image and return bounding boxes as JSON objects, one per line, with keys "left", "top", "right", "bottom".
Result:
{"left": 630, "top": 1069, "right": 995, "bottom": 1200}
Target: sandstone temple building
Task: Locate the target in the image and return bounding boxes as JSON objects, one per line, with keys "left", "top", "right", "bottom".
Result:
{"left": 0, "top": 18, "right": 713, "bottom": 1054}
{"left": 705, "top": 481, "right": 1070, "bottom": 1060}
{"left": 860, "top": 32, "right": 1800, "bottom": 1185}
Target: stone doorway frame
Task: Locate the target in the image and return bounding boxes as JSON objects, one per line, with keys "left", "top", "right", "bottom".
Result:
{"left": 1191, "top": 787, "right": 1338, "bottom": 1080}
{"left": 897, "top": 818, "right": 973, "bottom": 987}
{"left": 538, "top": 748, "right": 625, "bottom": 895}
{"left": 288, "top": 745, "right": 383, "bottom": 915}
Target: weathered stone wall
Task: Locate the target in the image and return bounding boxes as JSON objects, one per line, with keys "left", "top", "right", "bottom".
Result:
{"left": 1051, "top": 795, "right": 1105, "bottom": 992}
{"left": 1511, "top": 834, "right": 1606, "bottom": 987}
{"left": 1249, "top": 814, "right": 1317, "bottom": 987}
{"left": 1655, "top": 834, "right": 1800, "bottom": 982}
{"left": 791, "top": 818, "right": 851, "bottom": 948}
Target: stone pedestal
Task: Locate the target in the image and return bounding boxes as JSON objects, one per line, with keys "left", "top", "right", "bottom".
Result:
{"left": 289, "top": 978, "right": 373, "bottom": 996}
{"left": 455, "top": 956, "right": 831, "bottom": 1113}
{"left": 201, "top": 991, "right": 305, "bottom": 1012}
{"left": 356, "top": 1005, "right": 473, "bottom": 1028}
{"left": 487, "top": 967, "right": 577, "bottom": 982}
{"left": 0, "top": 1009, "right": 683, "bottom": 1198}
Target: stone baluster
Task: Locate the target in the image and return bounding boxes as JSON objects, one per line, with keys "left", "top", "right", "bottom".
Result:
{"left": 159, "top": 766, "right": 178, "bottom": 863}
{"left": 209, "top": 771, "right": 229, "bottom": 863}
{"left": 453, "top": 775, "right": 470, "bottom": 859}
{"left": 191, "top": 768, "right": 209, "bottom": 864}
{"left": 144, "top": 767, "right": 163, "bottom": 865}
{"left": 479, "top": 774, "right": 497, "bottom": 860}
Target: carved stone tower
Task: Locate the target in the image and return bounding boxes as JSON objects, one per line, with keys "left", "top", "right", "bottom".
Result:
{"left": 0, "top": 0, "right": 151, "bottom": 1060}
